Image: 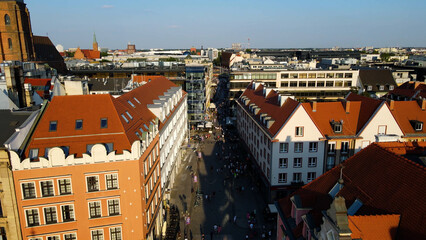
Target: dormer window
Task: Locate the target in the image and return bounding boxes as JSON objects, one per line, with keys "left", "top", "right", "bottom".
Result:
{"left": 389, "top": 85, "right": 394, "bottom": 90}
{"left": 379, "top": 85, "right": 384, "bottom": 91}
{"left": 125, "top": 111, "right": 133, "bottom": 120}
{"left": 410, "top": 120, "right": 423, "bottom": 131}
{"left": 330, "top": 120, "right": 342, "bottom": 133}
{"left": 121, "top": 114, "right": 129, "bottom": 123}
{"left": 367, "top": 85, "right": 372, "bottom": 91}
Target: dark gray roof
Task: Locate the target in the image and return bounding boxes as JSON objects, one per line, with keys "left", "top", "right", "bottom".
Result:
{"left": 0, "top": 110, "right": 33, "bottom": 145}
{"left": 87, "top": 78, "right": 131, "bottom": 93}
{"left": 359, "top": 69, "right": 397, "bottom": 92}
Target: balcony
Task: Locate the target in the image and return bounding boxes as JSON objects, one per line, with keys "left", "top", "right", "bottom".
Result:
{"left": 375, "top": 134, "right": 399, "bottom": 142}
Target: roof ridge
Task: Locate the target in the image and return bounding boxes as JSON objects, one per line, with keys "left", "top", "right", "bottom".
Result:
{"left": 371, "top": 143, "right": 426, "bottom": 171}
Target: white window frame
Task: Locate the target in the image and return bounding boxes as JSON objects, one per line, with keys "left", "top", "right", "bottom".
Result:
{"left": 57, "top": 178, "right": 72, "bottom": 195}
{"left": 46, "top": 236, "right": 60, "bottom": 240}
{"left": 86, "top": 175, "right": 100, "bottom": 192}
{"left": 295, "top": 126, "right": 304, "bottom": 137}
{"left": 341, "top": 141, "right": 349, "bottom": 153}
{"left": 279, "top": 158, "right": 288, "bottom": 168}
{"left": 91, "top": 229, "right": 104, "bottom": 240}
{"left": 415, "top": 122, "right": 423, "bottom": 131}
{"left": 105, "top": 173, "right": 119, "bottom": 190}
{"left": 63, "top": 233, "right": 77, "bottom": 240}
{"left": 25, "top": 208, "right": 40, "bottom": 227}
{"left": 293, "top": 173, "right": 302, "bottom": 183}
{"left": 328, "top": 142, "right": 336, "bottom": 154}
{"left": 294, "top": 142, "right": 303, "bottom": 153}
{"left": 60, "top": 204, "right": 75, "bottom": 222}
{"left": 39, "top": 180, "right": 55, "bottom": 197}
{"left": 308, "top": 157, "right": 317, "bottom": 167}
{"left": 278, "top": 173, "right": 287, "bottom": 183}
{"left": 88, "top": 201, "right": 102, "bottom": 219}
{"left": 279, "top": 142, "right": 288, "bottom": 153}
{"left": 309, "top": 142, "right": 317, "bottom": 152}
{"left": 21, "top": 181, "right": 37, "bottom": 199}
{"left": 107, "top": 198, "right": 121, "bottom": 216}
{"left": 378, "top": 125, "right": 387, "bottom": 135}
{"left": 307, "top": 172, "right": 316, "bottom": 182}
{"left": 43, "top": 206, "right": 58, "bottom": 225}
{"left": 109, "top": 226, "right": 122, "bottom": 240}
{"left": 293, "top": 158, "right": 302, "bottom": 168}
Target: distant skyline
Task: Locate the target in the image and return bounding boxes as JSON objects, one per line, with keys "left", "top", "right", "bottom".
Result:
{"left": 27, "top": 0, "right": 426, "bottom": 50}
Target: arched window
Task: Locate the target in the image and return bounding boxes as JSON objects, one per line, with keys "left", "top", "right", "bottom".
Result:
{"left": 4, "top": 14, "right": 10, "bottom": 25}
{"left": 8, "top": 38, "right": 12, "bottom": 50}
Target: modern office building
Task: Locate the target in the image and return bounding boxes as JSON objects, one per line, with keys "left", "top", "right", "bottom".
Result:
{"left": 185, "top": 65, "right": 207, "bottom": 126}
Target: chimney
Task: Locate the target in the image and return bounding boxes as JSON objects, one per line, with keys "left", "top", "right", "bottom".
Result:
{"left": 422, "top": 99, "right": 426, "bottom": 111}
{"left": 312, "top": 101, "right": 317, "bottom": 112}
{"left": 346, "top": 101, "right": 350, "bottom": 114}
{"left": 390, "top": 100, "right": 395, "bottom": 111}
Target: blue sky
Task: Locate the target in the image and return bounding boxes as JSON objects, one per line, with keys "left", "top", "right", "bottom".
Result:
{"left": 27, "top": 0, "right": 426, "bottom": 50}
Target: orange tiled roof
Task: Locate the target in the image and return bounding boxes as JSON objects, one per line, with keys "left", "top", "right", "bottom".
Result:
{"left": 348, "top": 215, "right": 400, "bottom": 240}
{"left": 24, "top": 78, "right": 53, "bottom": 98}
{"left": 81, "top": 49, "right": 100, "bottom": 59}
{"left": 277, "top": 143, "right": 426, "bottom": 239}
{"left": 302, "top": 101, "right": 362, "bottom": 137}
{"left": 26, "top": 77, "right": 181, "bottom": 159}
{"left": 132, "top": 75, "right": 169, "bottom": 84}
{"left": 346, "top": 93, "right": 383, "bottom": 133}
{"left": 239, "top": 82, "right": 299, "bottom": 137}
{"left": 389, "top": 101, "right": 426, "bottom": 136}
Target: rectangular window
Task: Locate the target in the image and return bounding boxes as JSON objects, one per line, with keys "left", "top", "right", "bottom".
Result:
{"left": 278, "top": 173, "right": 287, "bottom": 183}
{"left": 64, "top": 233, "right": 77, "bottom": 240}
{"left": 49, "top": 121, "right": 57, "bottom": 131}
{"left": 22, "top": 182, "right": 36, "bottom": 199}
{"left": 87, "top": 176, "right": 99, "bottom": 192}
{"left": 44, "top": 207, "right": 57, "bottom": 224}
{"left": 281, "top": 73, "right": 289, "bottom": 79}
{"left": 317, "top": 73, "right": 325, "bottom": 78}
{"left": 121, "top": 114, "right": 128, "bottom": 123}
{"left": 378, "top": 125, "right": 387, "bottom": 135}
{"left": 110, "top": 227, "right": 122, "bottom": 240}
{"left": 47, "top": 237, "right": 59, "bottom": 240}
{"left": 91, "top": 230, "right": 104, "bottom": 240}
{"left": 133, "top": 97, "right": 141, "bottom": 104}
{"left": 0, "top": 227, "right": 6, "bottom": 240}
{"left": 61, "top": 205, "right": 74, "bottom": 222}
{"left": 279, "top": 158, "right": 288, "bottom": 168}
{"left": 317, "top": 81, "right": 325, "bottom": 87}
{"left": 308, "top": 157, "right": 317, "bottom": 167}
{"left": 293, "top": 158, "right": 302, "bottom": 168}
{"left": 295, "top": 127, "right": 304, "bottom": 137}
{"left": 106, "top": 173, "right": 118, "bottom": 190}
{"left": 326, "top": 156, "right": 335, "bottom": 170}
{"left": 415, "top": 122, "right": 423, "bottom": 131}
{"left": 326, "top": 73, "right": 334, "bottom": 78}
{"left": 101, "top": 118, "right": 108, "bottom": 128}
{"left": 29, "top": 148, "right": 39, "bottom": 160}
{"left": 125, "top": 111, "right": 133, "bottom": 120}
{"left": 294, "top": 142, "right": 303, "bottom": 153}
{"left": 341, "top": 142, "right": 349, "bottom": 153}
{"left": 340, "top": 155, "right": 348, "bottom": 162}
{"left": 89, "top": 202, "right": 101, "bottom": 218}
{"left": 307, "top": 172, "right": 316, "bottom": 182}
{"left": 345, "top": 73, "right": 353, "bottom": 78}
{"left": 328, "top": 142, "right": 336, "bottom": 154}
{"left": 75, "top": 119, "right": 83, "bottom": 130}
{"left": 40, "top": 180, "right": 54, "bottom": 197}
{"left": 293, "top": 173, "right": 302, "bottom": 183}
{"left": 58, "top": 179, "right": 72, "bottom": 195}
{"left": 308, "top": 73, "right": 316, "bottom": 78}
{"left": 25, "top": 209, "right": 39, "bottom": 226}
{"left": 309, "top": 142, "right": 317, "bottom": 152}
{"left": 333, "top": 123, "right": 342, "bottom": 133}
{"left": 108, "top": 199, "right": 120, "bottom": 216}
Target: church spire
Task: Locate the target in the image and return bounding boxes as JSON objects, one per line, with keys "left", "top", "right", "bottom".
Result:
{"left": 92, "top": 32, "right": 98, "bottom": 51}
{"left": 93, "top": 32, "right": 97, "bottom": 44}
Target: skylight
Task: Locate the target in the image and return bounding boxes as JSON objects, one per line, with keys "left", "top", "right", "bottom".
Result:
{"left": 328, "top": 182, "right": 343, "bottom": 198}
{"left": 125, "top": 111, "right": 133, "bottom": 120}
{"left": 133, "top": 97, "right": 141, "bottom": 104}
{"left": 121, "top": 114, "right": 129, "bottom": 123}
{"left": 128, "top": 100, "right": 136, "bottom": 108}
{"left": 75, "top": 119, "right": 83, "bottom": 130}
{"left": 101, "top": 118, "right": 108, "bottom": 128}
{"left": 49, "top": 121, "right": 57, "bottom": 131}
{"left": 347, "top": 199, "right": 363, "bottom": 216}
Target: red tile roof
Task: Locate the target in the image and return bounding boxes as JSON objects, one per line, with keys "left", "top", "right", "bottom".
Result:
{"left": 389, "top": 101, "right": 426, "bottom": 136}
{"left": 132, "top": 75, "right": 169, "bottom": 84}
{"left": 81, "top": 49, "right": 100, "bottom": 59}
{"left": 345, "top": 93, "right": 384, "bottom": 132}
{"left": 277, "top": 143, "right": 426, "bottom": 239}
{"left": 377, "top": 141, "right": 426, "bottom": 155}
{"left": 239, "top": 82, "right": 299, "bottom": 137}
{"left": 348, "top": 215, "right": 400, "bottom": 240}
{"left": 26, "top": 77, "right": 182, "bottom": 159}
{"left": 302, "top": 101, "right": 363, "bottom": 137}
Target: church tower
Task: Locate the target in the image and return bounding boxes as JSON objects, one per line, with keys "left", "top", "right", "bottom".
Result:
{"left": 93, "top": 32, "right": 98, "bottom": 51}
{"left": 0, "top": 0, "right": 36, "bottom": 62}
